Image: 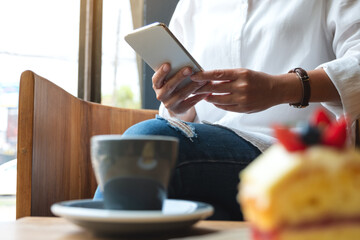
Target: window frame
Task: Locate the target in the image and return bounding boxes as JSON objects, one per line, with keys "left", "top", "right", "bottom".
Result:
{"left": 78, "top": 0, "right": 103, "bottom": 103}
{"left": 78, "top": 0, "right": 178, "bottom": 107}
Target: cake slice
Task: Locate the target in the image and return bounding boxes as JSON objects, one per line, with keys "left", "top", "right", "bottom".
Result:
{"left": 238, "top": 109, "right": 360, "bottom": 240}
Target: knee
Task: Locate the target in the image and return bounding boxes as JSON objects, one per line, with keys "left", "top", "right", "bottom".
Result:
{"left": 123, "top": 118, "right": 174, "bottom": 137}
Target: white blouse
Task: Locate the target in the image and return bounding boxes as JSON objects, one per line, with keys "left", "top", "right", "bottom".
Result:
{"left": 159, "top": 0, "right": 360, "bottom": 151}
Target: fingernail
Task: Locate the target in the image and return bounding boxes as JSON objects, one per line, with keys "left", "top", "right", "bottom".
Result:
{"left": 183, "top": 68, "right": 192, "bottom": 76}
{"left": 163, "top": 64, "right": 170, "bottom": 73}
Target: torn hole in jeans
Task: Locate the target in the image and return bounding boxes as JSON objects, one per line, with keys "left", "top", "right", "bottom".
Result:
{"left": 156, "top": 115, "right": 197, "bottom": 141}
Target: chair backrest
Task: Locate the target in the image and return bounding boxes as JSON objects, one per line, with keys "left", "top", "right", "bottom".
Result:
{"left": 16, "top": 71, "right": 158, "bottom": 218}
{"left": 356, "top": 119, "right": 360, "bottom": 148}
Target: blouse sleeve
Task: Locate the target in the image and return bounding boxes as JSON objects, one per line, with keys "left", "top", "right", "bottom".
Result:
{"left": 318, "top": 0, "right": 360, "bottom": 123}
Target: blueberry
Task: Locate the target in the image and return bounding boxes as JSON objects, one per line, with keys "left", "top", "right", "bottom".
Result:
{"left": 300, "top": 124, "right": 321, "bottom": 146}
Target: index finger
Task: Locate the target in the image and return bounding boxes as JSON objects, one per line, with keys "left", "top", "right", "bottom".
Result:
{"left": 152, "top": 63, "right": 171, "bottom": 89}
{"left": 190, "top": 69, "right": 238, "bottom": 82}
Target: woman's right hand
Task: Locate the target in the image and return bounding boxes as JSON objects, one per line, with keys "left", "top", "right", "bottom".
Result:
{"left": 152, "top": 63, "right": 208, "bottom": 121}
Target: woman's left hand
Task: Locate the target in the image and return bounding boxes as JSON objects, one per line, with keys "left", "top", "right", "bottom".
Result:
{"left": 191, "top": 68, "right": 290, "bottom": 113}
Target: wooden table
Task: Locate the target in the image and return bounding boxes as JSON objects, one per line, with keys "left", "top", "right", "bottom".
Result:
{"left": 0, "top": 217, "right": 250, "bottom": 240}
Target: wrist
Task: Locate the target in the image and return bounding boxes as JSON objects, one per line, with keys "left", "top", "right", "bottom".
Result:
{"left": 273, "top": 73, "right": 303, "bottom": 105}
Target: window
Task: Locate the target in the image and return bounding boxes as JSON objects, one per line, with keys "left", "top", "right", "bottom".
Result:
{"left": 101, "top": 0, "right": 140, "bottom": 108}
{"left": 0, "top": 0, "right": 80, "bottom": 221}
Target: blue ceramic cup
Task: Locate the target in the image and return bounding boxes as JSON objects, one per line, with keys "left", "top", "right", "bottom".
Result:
{"left": 91, "top": 135, "right": 178, "bottom": 211}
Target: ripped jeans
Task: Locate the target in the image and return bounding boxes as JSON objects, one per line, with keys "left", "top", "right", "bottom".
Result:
{"left": 93, "top": 116, "right": 261, "bottom": 220}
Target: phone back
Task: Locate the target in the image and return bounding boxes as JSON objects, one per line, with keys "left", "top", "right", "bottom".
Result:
{"left": 124, "top": 22, "right": 202, "bottom": 80}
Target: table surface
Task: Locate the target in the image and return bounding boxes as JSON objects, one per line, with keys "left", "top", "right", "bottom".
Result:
{"left": 0, "top": 217, "right": 251, "bottom": 240}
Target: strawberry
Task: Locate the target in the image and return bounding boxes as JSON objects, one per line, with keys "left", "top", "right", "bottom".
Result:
{"left": 322, "top": 117, "right": 348, "bottom": 149}
{"left": 273, "top": 125, "right": 306, "bottom": 152}
{"left": 311, "top": 108, "right": 331, "bottom": 127}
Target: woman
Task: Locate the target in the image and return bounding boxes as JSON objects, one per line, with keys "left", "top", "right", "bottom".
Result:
{"left": 96, "top": 0, "right": 360, "bottom": 220}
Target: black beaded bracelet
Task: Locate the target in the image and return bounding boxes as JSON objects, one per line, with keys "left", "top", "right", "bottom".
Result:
{"left": 288, "top": 67, "right": 311, "bottom": 108}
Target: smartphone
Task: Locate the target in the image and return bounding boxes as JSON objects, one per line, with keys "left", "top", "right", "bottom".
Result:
{"left": 124, "top": 22, "right": 203, "bottom": 90}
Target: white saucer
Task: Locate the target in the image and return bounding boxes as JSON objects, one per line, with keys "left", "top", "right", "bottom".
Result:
{"left": 51, "top": 199, "right": 214, "bottom": 235}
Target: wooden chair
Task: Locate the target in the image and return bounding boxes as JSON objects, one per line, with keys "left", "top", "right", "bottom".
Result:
{"left": 357, "top": 120, "right": 360, "bottom": 148}
{"left": 16, "top": 71, "right": 158, "bottom": 218}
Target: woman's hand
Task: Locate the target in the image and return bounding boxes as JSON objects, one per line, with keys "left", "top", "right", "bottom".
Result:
{"left": 152, "top": 63, "right": 208, "bottom": 121}
{"left": 191, "top": 68, "right": 298, "bottom": 113}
